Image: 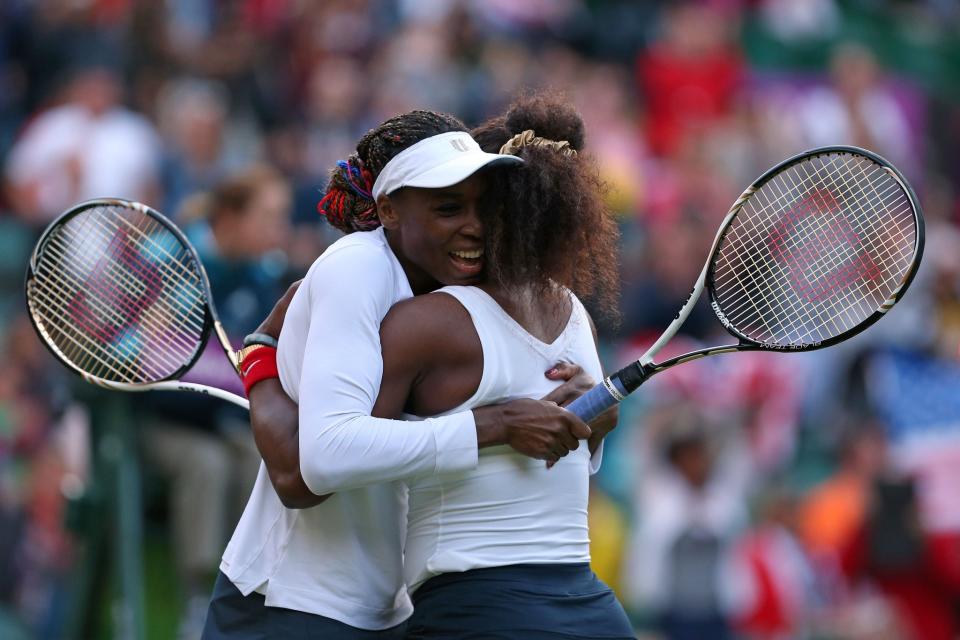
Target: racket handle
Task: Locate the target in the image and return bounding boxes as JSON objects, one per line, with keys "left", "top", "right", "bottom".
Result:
{"left": 566, "top": 378, "right": 626, "bottom": 422}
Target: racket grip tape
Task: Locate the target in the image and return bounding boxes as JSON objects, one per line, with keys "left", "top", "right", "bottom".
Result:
{"left": 566, "top": 377, "right": 627, "bottom": 422}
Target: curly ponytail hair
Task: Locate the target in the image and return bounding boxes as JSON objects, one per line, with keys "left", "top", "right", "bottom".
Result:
{"left": 318, "top": 110, "right": 469, "bottom": 233}
{"left": 473, "top": 91, "right": 620, "bottom": 321}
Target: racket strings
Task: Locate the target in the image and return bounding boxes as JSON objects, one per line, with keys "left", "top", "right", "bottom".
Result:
{"left": 32, "top": 230, "right": 184, "bottom": 382}
{"left": 790, "top": 157, "right": 910, "bottom": 285}
{"left": 77, "top": 209, "right": 207, "bottom": 344}
{"left": 34, "top": 218, "right": 203, "bottom": 382}
{"left": 711, "top": 152, "right": 916, "bottom": 346}
{"left": 723, "top": 159, "right": 909, "bottom": 339}
{"left": 87, "top": 205, "right": 205, "bottom": 303}
{"left": 726, "top": 156, "right": 905, "bottom": 304}
{"left": 732, "top": 158, "right": 912, "bottom": 342}
{"left": 716, "top": 178, "right": 850, "bottom": 340}
{"left": 32, "top": 229, "right": 197, "bottom": 383}
{"left": 36, "top": 227, "right": 200, "bottom": 380}
{"left": 787, "top": 158, "right": 912, "bottom": 332}
{"left": 70, "top": 206, "right": 207, "bottom": 374}
{"left": 787, "top": 158, "right": 912, "bottom": 306}
{"left": 723, "top": 161, "right": 910, "bottom": 343}
{"left": 28, "top": 280, "right": 152, "bottom": 383}
{"left": 47, "top": 209, "right": 205, "bottom": 354}
{"left": 41, "top": 223, "right": 203, "bottom": 352}
{"left": 29, "top": 204, "right": 208, "bottom": 383}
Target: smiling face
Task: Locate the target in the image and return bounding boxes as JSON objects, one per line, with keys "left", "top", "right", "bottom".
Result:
{"left": 377, "top": 172, "right": 490, "bottom": 294}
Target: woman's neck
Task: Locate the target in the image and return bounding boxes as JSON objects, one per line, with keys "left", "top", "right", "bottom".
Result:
{"left": 384, "top": 228, "right": 440, "bottom": 295}
{"left": 479, "top": 282, "right": 572, "bottom": 344}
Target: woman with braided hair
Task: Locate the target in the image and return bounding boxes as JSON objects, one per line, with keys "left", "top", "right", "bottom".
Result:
{"left": 205, "top": 108, "right": 603, "bottom": 639}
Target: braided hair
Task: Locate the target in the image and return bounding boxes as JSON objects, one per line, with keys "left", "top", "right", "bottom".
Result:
{"left": 318, "top": 110, "right": 468, "bottom": 233}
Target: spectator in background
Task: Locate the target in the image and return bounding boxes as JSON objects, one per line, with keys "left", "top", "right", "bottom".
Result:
{"left": 840, "top": 473, "right": 960, "bottom": 639}
{"left": 636, "top": 1, "right": 743, "bottom": 158}
{"left": 302, "top": 55, "right": 370, "bottom": 181}
{"left": 0, "top": 314, "right": 75, "bottom": 638}
{"left": 796, "top": 424, "right": 903, "bottom": 637}
{"left": 626, "top": 403, "right": 750, "bottom": 640}
{"left": 138, "top": 165, "right": 290, "bottom": 638}
{"left": 620, "top": 219, "right": 716, "bottom": 340}
{"left": 851, "top": 219, "right": 960, "bottom": 636}
{"left": 4, "top": 62, "right": 161, "bottom": 225}
{"left": 731, "top": 488, "right": 814, "bottom": 640}
{"left": 571, "top": 62, "right": 648, "bottom": 219}
{"left": 799, "top": 425, "right": 888, "bottom": 564}
{"left": 715, "top": 352, "right": 806, "bottom": 475}
{"left": 796, "top": 43, "right": 915, "bottom": 175}
{"left": 157, "top": 78, "right": 234, "bottom": 218}
{"left": 369, "top": 21, "right": 466, "bottom": 119}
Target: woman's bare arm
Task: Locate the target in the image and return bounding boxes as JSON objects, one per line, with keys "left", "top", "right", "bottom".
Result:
{"left": 249, "top": 286, "right": 593, "bottom": 508}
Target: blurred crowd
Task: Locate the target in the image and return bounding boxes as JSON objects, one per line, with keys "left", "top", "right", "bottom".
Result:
{"left": 1, "top": 0, "right": 960, "bottom": 638}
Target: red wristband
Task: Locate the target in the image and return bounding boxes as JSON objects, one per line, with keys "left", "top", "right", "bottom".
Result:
{"left": 241, "top": 346, "right": 279, "bottom": 397}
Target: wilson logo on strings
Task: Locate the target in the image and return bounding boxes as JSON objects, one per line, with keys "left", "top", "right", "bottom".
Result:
{"left": 69, "top": 228, "right": 164, "bottom": 343}
{"left": 767, "top": 188, "right": 882, "bottom": 302}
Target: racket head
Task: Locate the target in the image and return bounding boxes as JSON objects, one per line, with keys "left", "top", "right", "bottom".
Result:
{"left": 706, "top": 145, "right": 923, "bottom": 351}
{"left": 25, "top": 198, "right": 218, "bottom": 388}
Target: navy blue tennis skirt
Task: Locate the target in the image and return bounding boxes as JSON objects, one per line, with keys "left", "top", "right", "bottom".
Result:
{"left": 405, "top": 563, "right": 635, "bottom": 639}
{"left": 202, "top": 571, "right": 408, "bottom": 640}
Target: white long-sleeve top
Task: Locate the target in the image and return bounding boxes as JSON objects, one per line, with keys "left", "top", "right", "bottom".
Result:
{"left": 283, "top": 228, "right": 480, "bottom": 493}
{"left": 220, "top": 227, "right": 479, "bottom": 629}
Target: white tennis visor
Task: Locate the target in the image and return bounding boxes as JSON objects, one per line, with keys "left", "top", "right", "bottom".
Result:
{"left": 371, "top": 131, "right": 523, "bottom": 200}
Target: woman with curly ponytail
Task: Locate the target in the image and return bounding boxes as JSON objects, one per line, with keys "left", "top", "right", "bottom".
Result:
{"left": 371, "top": 91, "right": 632, "bottom": 638}
{"left": 208, "top": 108, "right": 600, "bottom": 639}
{"left": 473, "top": 91, "right": 620, "bottom": 324}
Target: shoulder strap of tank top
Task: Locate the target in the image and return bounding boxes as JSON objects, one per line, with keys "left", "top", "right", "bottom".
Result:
{"left": 432, "top": 286, "right": 502, "bottom": 407}
{"left": 567, "top": 291, "right": 591, "bottom": 332}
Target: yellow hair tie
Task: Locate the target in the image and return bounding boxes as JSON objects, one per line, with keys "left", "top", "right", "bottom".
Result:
{"left": 499, "top": 129, "right": 577, "bottom": 157}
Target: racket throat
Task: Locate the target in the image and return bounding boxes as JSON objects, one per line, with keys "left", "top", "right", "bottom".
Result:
{"left": 214, "top": 321, "right": 239, "bottom": 373}
{"left": 610, "top": 361, "right": 649, "bottom": 395}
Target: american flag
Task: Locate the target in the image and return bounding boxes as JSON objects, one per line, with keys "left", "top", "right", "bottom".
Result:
{"left": 871, "top": 348, "right": 960, "bottom": 532}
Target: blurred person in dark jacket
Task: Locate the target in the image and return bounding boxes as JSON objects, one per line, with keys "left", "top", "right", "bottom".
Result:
{"left": 799, "top": 426, "right": 888, "bottom": 568}
{"left": 157, "top": 78, "right": 234, "bottom": 220}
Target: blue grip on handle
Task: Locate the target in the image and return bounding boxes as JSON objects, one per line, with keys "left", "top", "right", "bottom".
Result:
{"left": 566, "top": 378, "right": 624, "bottom": 422}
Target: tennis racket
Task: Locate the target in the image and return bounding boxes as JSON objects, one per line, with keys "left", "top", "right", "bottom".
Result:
{"left": 568, "top": 145, "right": 924, "bottom": 422}
{"left": 25, "top": 198, "right": 249, "bottom": 409}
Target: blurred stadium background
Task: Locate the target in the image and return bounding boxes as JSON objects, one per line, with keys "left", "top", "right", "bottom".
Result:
{"left": 1, "top": 0, "right": 960, "bottom": 638}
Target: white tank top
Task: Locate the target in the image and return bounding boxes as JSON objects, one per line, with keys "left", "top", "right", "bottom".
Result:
{"left": 403, "top": 285, "right": 603, "bottom": 593}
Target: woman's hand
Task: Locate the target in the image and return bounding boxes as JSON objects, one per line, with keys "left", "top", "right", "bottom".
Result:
{"left": 544, "top": 362, "right": 619, "bottom": 459}
{"left": 542, "top": 362, "right": 594, "bottom": 406}
{"left": 473, "top": 398, "right": 592, "bottom": 465}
